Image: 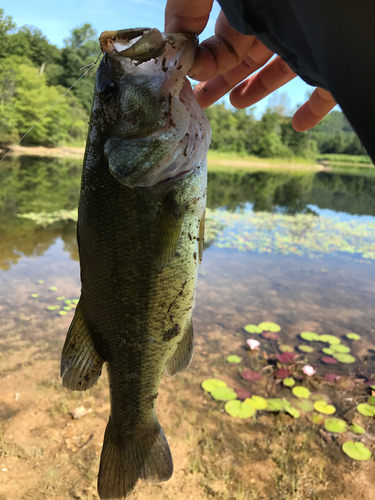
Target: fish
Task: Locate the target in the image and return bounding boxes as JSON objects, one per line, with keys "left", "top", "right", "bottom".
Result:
{"left": 60, "top": 28, "right": 211, "bottom": 499}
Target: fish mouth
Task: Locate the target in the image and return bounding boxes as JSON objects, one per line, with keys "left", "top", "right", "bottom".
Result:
{"left": 99, "top": 28, "right": 210, "bottom": 188}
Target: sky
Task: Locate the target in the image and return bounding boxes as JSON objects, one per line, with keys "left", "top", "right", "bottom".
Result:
{"left": 2, "top": 0, "right": 317, "bottom": 118}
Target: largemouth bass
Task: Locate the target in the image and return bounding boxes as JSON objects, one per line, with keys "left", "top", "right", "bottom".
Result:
{"left": 60, "top": 28, "right": 211, "bottom": 499}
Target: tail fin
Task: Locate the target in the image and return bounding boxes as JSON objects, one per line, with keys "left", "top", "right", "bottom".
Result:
{"left": 98, "top": 415, "right": 173, "bottom": 499}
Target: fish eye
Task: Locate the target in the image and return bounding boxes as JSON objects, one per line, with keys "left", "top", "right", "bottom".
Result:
{"left": 97, "top": 78, "right": 118, "bottom": 97}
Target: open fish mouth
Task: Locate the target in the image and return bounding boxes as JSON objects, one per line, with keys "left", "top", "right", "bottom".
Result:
{"left": 97, "top": 28, "right": 211, "bottom": 188}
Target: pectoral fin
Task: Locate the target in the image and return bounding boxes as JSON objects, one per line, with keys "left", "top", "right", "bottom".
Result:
{"left": 165, "top": 319, "right": 194, "bottom": 377}
{"left": 154, "top": 192, "right": 185, "bottom": 270}
{"left": 60, "top": 300, "right": 104, "bottom": 391}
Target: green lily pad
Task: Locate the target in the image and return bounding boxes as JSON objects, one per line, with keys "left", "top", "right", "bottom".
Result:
{"left": 346, "top": 333, "right": 361, "bottom": 341}
{"left": 350, "top": 423, "right": 366, "bottom": 434}
{"left": 357, "top": 403, "right": 375, "bottom": 417}
{"left": 50, "top": 286, "right": 58, "bottom": 291}
{"left": 322, "top": 347, "right": 335, "bottom": 355}
{"left": 225, "top": 400, "right": 255, "bottom": 418}
{"left": 313, "top": 400, "right": 336, "bottom": 415}
{"left": 245, "top": 395, "right": 268, "bottom": 410}
{"left": 284, "top": 404, "right": 300, "bottom": 419}
{"left": 227, "top": 355, "right": 241, "bottom": 364}
{"left": 57, "top": 296, "right": 66, "bottom": 301}
{"left": 58, "top": 311, "right": 67, "bottom": 316}
{"left": 300, "top": 332, "right": 320, "bottom": 341}
{"left": 258, "top": 322, "right": 281, "bottom": 332}
{"left": 266, "top": 398, "right": 286, "bottom": 412}
{"left": 294, "top": 398, "right": 316, "bottom": 412}
{"left": 283, "top": 377, "right": 295, "bottom": 387}
{"left": 290, "top": 399, "right": 314, "bottom": 413}
{"left": 319, "top": 335, "right": 341, "bottom": 345}
{"left": 31, "top": 293, "right": 38, "bottom": 298}
{"left": 310, "top": 393, "right": 331, "bottom": 402}
{"left": 63, "top": 306, "right": 72, "bottom": 311}
{"left": 333, "top": 353, "right": 356, "bottom": 364}
{"left": 298, "top": 345, "right": 314, "bottom": 353}
{"left": 65, "top": 299, "right": 72, "bottom": 304}
{"left": 211, "top": 387, "right": 237, "bottom": 401}
{"left": 368, "top": 396, "right": 375, "bottom": 406}
{"left": 244, "top": 324, "right": 262, "bottom": 334}
{"left": 37, "top": 280, "right": 44, "bottom": 284}
{"left": 292, "top": 386, "right": 311, "bottom": 399}
{"left": 331, "top": 344, "right": 351, "bottom": 353}
{"left": 72, "top": 299, "right": 79, "bottom": 304}
{"left": 342, "top": 441, "right": 371, "bottom": 461}
{"left": 308, "top": 412, "right": 325, "bottom": 425}
{"left": 47, "top": 305, "right": 60, "bottom": 311}
{"left": 324, "top": 418, "right": 348, "bottom": 433}
{"left": 278, "top": 344, "right": 294, "bottom": 353}
{"left": 201, "top": 379, "right": 227, "bottom": 392}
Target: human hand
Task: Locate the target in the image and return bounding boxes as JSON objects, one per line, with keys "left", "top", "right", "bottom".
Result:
{"left": 165, "top": 0, "right": 337, "bottom": 131}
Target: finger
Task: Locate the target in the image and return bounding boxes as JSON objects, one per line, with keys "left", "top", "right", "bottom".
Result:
{"left": 193, "top": 40, "right": 273, "bottom": 108}
{"left": 188, "top": 10, "right": 257, "bottom": 82}
{"left": 164, "top": 0, "right": 213, "bottom": 34}
{"left": 230, "top": 55, "right": 296, "bottom": 108}
{"left": 292, "top": 87, "right": 337, "bottom": 131}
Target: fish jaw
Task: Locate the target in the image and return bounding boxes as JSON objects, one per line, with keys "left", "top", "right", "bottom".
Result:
{"left": 93, "top": 28, "right": 211, "bottom": 188}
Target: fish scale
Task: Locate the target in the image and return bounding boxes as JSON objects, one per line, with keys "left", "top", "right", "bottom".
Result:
{"left": 60, "top": 28, "right": 210, "bottom": 500}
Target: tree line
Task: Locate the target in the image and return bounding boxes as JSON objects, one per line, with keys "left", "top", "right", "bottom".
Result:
{"left": 0, "top": 8, "right": 368, "bottom": 157}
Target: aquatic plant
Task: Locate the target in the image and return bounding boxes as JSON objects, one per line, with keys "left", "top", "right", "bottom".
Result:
{"left": 298, "top": 345, "right": 314, "bottom": 353}
{"left": 313, "top": 400, "right": 336, "bottom": 415}
{"left": 300, "top": 332, "right": 320, "bottom": 341}
{"left": 324, "top": 418, "right": 348, "bottom": 433}
{"left": 274, "top": 368, "right": 291, "bottom": 379}
{"left": 224, "top": 400, "right": 255, "bottom": 418}
{"left": 283, "top": 377, "right": 295, "bottom": 387}
{"left": 247, "top": 339, "right": 260, "bottom": 350}
{"left": 242, "top": 369, "right": 262, "bottom": 381}
{"left": 292, "top": 386, "right": 311, "bottom": 399}
{"left": 246, "top": 395, "right": 268, "bottom": 410}
{"left": 201, "top": 379, "right": 227, "bottom": 392}
{"left": 244, "top": 324, "right": 262, "bottom": 334}
{"left": 258, "top": 322, "right": 281, "bottom": 332}
{"left": 346, "top": 333, "right": 361, "bottom": 340}
{"left": 227, "top": 355, "right": 241, "bottom": 363}
{"left": 234, "top": 388, "right": 251, "bottom": 400}
{"left": 302, "top": 365, "right": 315, "bottom": 376}
{"left": 349, "top": 423, "right": 366, "bottom": 434}
{"left": 211, "top": 387, "right": 237, "bottom": 401}
{"left": 357, "top": 403, "right": 375, "bottom": 417}
{"left": 342, "top": 441, "right": 371, "bottom": 461}
{"left": 332, "top": 353, "right": 356, "bottom": 364}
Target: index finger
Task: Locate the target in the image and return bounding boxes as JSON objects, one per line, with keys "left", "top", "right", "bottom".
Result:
{"left": 165, "top": 0, "right": 214, "bottom": 34}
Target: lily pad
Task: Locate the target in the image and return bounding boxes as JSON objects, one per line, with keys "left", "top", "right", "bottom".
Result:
{"left": 278, "top": 344, "right": 294, "bottom": 353}
{"left": 225, "top": 400, "right": 255, "bottom": 418}
{"left": 310, "top": 393, "right": 331, "bottom": 402}
{"left": 276, "top": 352, "right": 296, "bottom": 363}
{"left": 333, "top": 353, "right": 356, "bottom": 364}
{"left": 63, "top": 306, "right": 72, "bottom": 311}
{"left": 324, "top": 418, "right": 348, "bottom": 433}
{"left": 322, "top": 348, "right": 335, "bottom": 355}
{"left": 308, "top": 412, "right": 325, "bottom": 425}
{"left": 319, "top": 335, "right": 341, "bottom": 345}
{"left": 342, "top": 441, "right": 371, "bottom": 461}
{"left": 368, "top": 396, "right": 375, "bottom": 406}
{"left": 47, "top": 305, "right": 59, "bottom": 311}
{"left": 331, "top": 345, "right": 351, "bottom": 353}
{"left": 300, "top": 332, "right": 320, "bottom": 341}
{"left": 350, "top": 423, "right": 366, "bottom": 434}
{"left": 37, "top": 280, "right": 44, "bottom": 284}
{"left": 266, "top": 398, "right": 286, "bottom": 412}
{"left": 65, "top": 299, "right": 72, "bottom": 304}
{"left": 298, "top": 345, "right": 314, "bottom": 353}
{"left": 321, "top": 356, "right": 338, "bottom": 364}
{"left": 283, "top": 377, "right": 295, "bottom": 387}
{"left": 227, "top": 355, "right": 241, "bottom": 364}
{"left": 31, "top": 293, "right": 38, "bottom": 298}
{"left": 346, "top": 333, "right": 361, "bottom": 341}
{"left": 290, "top": 399, "right": 314, "bottom": 413}
{"left": 242, "top": 369, "right": 262, "bottom": 382}
{"left": 274, "top": 368, "right": 291, "bottom": 379}
{"left": 201, "top": 379, "right": 227, "bottom": 392}
{"left": 50, "top": 286, "right": 58, "bottom": 291}
{"left": 244, "top": 324, "right": 262, "bottom": 334}
{"left": 234, "top": 388, "right": 251, "bottom": 400}
{"left": 261, "top": 331, "right": 280, "bottom": 340}
{"left": 313, "top": 400, "right": 336, "bottom": 415}
{"left": 292, "top": 386, "right": 311, "bottom": 399}
{"left": 258, "top": 322, "right": 281, "bottom": 332}
{"left": 357, "top": 403, "right": 375, "bottom": 417}
{"left": 336, "top": 377, "right": 355, "bottom": 390}
{"left": 72, "top": 299, "right": 79, "bottom": 304}
{"left": 57, "top": 296, "right": 66, "bottom": 301}
{"left": 245, "top": 395, "right": 268, "bottom": 410}
{"left": 211, "top": 387, "right": 237, "bottom": 401}
{"left": 58, "top": 311, "right": 67, "bottom": 316}
{"left": 284, "top": 404, "right": 300, "bottom": 419}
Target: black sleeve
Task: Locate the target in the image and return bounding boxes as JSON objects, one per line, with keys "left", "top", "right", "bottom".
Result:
{"left": 217, "top": 0, "right": 375, "bottom": 162}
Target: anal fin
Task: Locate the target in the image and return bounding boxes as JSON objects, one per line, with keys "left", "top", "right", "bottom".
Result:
{"left": 60, "top": 299, "right": 104, "bottom": 391}
{"left": 165, "top": 319, "right": 194, "bottom": 377}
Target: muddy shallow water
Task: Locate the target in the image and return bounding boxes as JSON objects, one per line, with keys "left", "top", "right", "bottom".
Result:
{"left": 1, "top": 157, "right": 375, "bottom": 499}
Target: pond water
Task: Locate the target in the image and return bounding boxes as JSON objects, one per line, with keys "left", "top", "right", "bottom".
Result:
{"left": 1, "top": 156, "right": 375, "bottom": 500}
